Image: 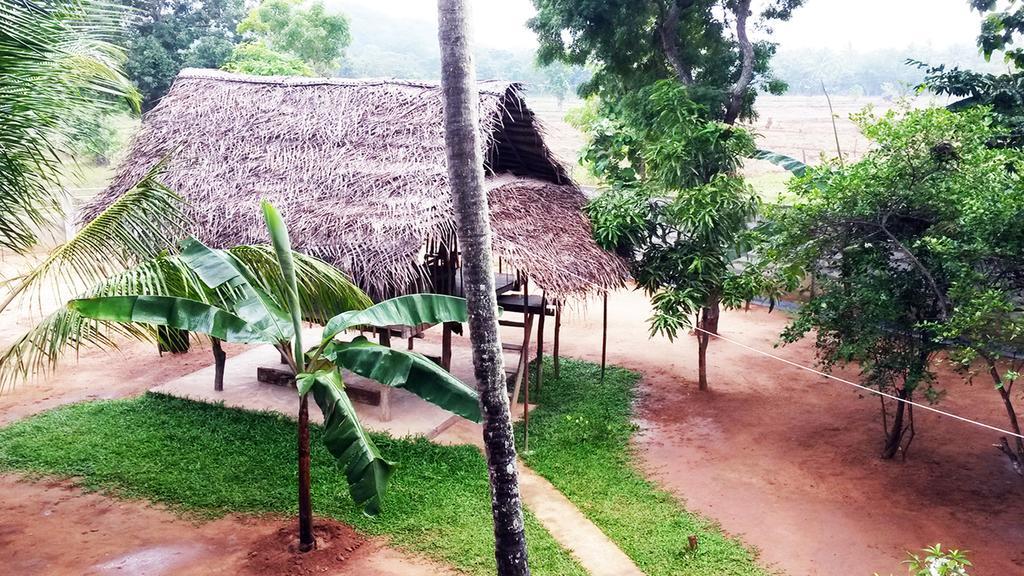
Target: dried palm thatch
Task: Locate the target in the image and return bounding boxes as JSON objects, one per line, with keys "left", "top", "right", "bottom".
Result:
{"left": 82, "top": 69, "right": 626, "bottom": 298}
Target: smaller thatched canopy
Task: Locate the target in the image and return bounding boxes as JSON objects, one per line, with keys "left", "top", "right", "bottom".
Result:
{"left": 84, "top": 69, "right": 626, "bottom": 298}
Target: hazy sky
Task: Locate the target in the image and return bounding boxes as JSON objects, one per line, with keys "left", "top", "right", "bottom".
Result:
{"left": 331, "top": 0, "right": 986, "bottom": 52}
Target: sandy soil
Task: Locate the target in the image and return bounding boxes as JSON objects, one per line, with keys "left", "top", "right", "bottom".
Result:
{"left": 548, "top": 289, "right": 1024, "bottom": 576}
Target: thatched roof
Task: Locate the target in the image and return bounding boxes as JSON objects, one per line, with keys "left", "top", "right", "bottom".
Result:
{"left": 83, "top": 69, "right": 626, "bottom": 298}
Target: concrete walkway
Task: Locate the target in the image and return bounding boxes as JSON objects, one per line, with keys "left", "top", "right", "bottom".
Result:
{"left": 435, "top": 419, "right": 644, "bottom": 576}
{"left": 154, "top": 333, "right": 644, "bottom": 576}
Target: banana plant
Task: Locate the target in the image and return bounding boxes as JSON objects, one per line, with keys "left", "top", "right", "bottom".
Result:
{"left": 69, "top": 201, "right": 480, "bottom": 552}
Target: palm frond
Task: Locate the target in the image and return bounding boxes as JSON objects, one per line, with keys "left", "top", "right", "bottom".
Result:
{"left": 228, "top": 245, "right": 372, "bottom": 325}
{"left": 0, "top": 162, "right": 185, "bottom": 315}
{"left": 0, "top": 255, "right": 199, "bottom": 391}
{"left": 0, "top": 0, "right": 139, "bottom": 253}
{"left": 0, "top": 242, "right": 369, "bottom": 390}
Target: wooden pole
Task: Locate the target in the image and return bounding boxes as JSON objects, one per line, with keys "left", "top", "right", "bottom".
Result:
{"left": 442, "top": 322, "right": 453, "bottom": 370}
{"left": 601, "top": 290, "right": 608, "bottom": 382}
{"left": 522, "top": 277, "right": 530, "bottom": 452}
{"left": 212, "top": 338, "right": 226, "bottom": 392}
{"left": 535, "top": 292, "right": 546, "bottom": 402}
{"left": 379, "top": 328, "right": 392, "bottom": 421}
{"left": 552, "top": 300, "right": 562, "bottom": 380}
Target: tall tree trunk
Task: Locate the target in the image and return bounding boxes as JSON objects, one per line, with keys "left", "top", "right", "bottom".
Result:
{"left": 987, "top": 359, "right": 1024, "bottom": 475}
{"left": 696, "top": 307, "right": 710, "bottom": 391}
{"left": 703, "top": 299, "right": 720, "bottom": 335}
{"left": 297, "top": 394, "right": 314, "bottom": 551}
{"left": 723, "top": 0, "right": 754, "bottom": 124}
{"left": 880, "top": 388, "right": 910, "bottom": 460}
{"left": 437, "top": 1, "right": 530, "bottom": 574}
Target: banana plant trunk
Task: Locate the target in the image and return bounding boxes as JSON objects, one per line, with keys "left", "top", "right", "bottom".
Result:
{"left": 437, "top": 1, "right": 530, "bottom": 573}
{"left": 298, "top": 394, "right": 314, "bottom": 551}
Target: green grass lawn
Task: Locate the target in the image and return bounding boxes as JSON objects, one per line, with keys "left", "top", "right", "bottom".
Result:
{"left": 518, "top": 357, "right": 771, "bottom": 576}
{"left": 0, "top": 393, "right": 584, "bottom": 576}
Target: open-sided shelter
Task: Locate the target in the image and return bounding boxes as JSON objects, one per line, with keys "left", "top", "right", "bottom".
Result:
{"left": 83, "top": 69, "right": 626, "bottom": 406}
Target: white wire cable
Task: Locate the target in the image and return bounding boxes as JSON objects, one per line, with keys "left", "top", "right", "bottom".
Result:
{"left": 692, "top": 326, "right": 1024, "bottom": 440}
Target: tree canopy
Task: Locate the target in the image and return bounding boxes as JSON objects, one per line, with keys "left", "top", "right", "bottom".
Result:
{"left": 529, "top": 0, "right": 803, "bottom": 121}
{"left": 237, "top": 0, "right": 351, "bottom": 75}
{"left": 124, "top": 0, "right": 245, "bottom": 110}
{"left": 763, "top": 105, "right": 1024, "bottom": 465}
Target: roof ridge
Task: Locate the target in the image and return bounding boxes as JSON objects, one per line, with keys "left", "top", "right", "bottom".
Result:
{"left": 177, "top": 68, "right": 513, "bottom": 95}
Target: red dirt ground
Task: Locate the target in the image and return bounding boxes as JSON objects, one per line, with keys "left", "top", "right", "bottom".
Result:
{"left": 0, "top": 474, "right": 452, "bottom": 576}
{"left": 551, "top": 289, "right": 1024, "bottom": 576}
{"left": 3, "top": 280, "right": 1023, "bottom": 575}
{"left": 0, "top": 302, "right": 456, "bottom": 576}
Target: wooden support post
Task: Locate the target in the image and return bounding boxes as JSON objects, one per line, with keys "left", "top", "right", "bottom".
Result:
{"left": 442, "top": 322, "right": 453, "bottom": 370}
{"left": 212, "top": 338, "right": 226, "bottom": 392}
{"left": 601, "top": 290, "right": 608, "bottom": 382}
{"left": 408, "top": 337, "right": 415, "bottom": 351}
{"left": 553, "top": 300, "right": 562, "bottom": 379}
{"left": 379, "top": 328, "right": 392, "bottom": 421}
{"left": 535, "top": 292, "right": 546, "bottom": 402}
{"left": 509, "top": 313, "right": 533, "bottom": 411}
{"left": 522, "top": 278, "right": 530, "bottom": 452}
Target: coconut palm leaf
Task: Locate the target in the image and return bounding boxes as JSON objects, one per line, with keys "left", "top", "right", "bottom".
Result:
{"left": 751, "top": 149, "right": 808, "bottom": 176}
{"left": 0, "top": 246, "right": 366, "bottom": 389}
{"left": 298, "top": 368, "right": 395, "bottom": 516}
{"left": 0, "top": 162, "right": 185, "bottom": 315}
{"left": 0, "top": 306, "right": 156, "bottom": 392}
{"left": 229, "top": 246, "right": 372, "bottom": 326}
{"left": 323, "top": 294, "right": 469, "bottom": 341}
{"left": 0, "top": 255, "right": 200, "bottom": 390}
{"left": 322, "top": 336, "right": 481, "bottom": 422}
{"left": 0, "top": 0, "right": 140, "bottom": 253}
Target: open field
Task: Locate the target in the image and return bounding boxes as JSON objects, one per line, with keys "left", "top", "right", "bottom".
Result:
{"left": 530, "top": 94, "right": 922, "bottom": 199}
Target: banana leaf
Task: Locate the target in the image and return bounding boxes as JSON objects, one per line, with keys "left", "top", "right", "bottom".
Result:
{"left": 299, "top": 368, "right": 394, "bottom": 515}
{"left": 751, "top": 149, "right": 808, "bottom": 176}
{"left": 323, "top": 294, "right": 468, "bottom": 341}
{"left": 323, "top": 336, "right": 481, "bottom": 422}
{"left": 262, "top": 201, "right": 306, "bottom": 369}
{"left": 69, "top": 295, "right": 270, "bottom": 343}
{"left": 180, "top": 237, "right": 294, "bottom": 342}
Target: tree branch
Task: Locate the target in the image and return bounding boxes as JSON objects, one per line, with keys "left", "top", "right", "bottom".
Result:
{"left": 658, "top": 0, "right": 694, "bottom": 85}
{"left": 724, "top": 0, "right": 754, "bottom": 124}
{"left": 878, "top": 214, "right": 950, "bottom": 320}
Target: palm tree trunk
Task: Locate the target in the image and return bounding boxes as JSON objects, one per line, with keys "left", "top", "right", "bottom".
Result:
{"left": 437, "top": 1, "right": 530, "bottom": 573}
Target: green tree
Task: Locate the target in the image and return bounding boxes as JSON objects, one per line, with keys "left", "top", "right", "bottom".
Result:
{"left": 123, "top": 0, "right": 245, "bottom": 109}
{"left": 238, "top": 0, "right": 351, "bottom": 75}
{"left": 63, "top": 204, "right": 481, "bottom": 550}
{"left": 438, "top": 0, "right": 530, "bottom": 573}
{"left": 546, "top": 0, "right": 803, "bottom": 389}
{"left": 916, "top": 1, "right": 1024, "bottom": 146}
{"left": 0, "top": 0, "right": 140, "bottom": 253}
{"left": 222, "top": 41, "right": 313, "bottom": 76}
{"left": 764, "top": 105, "right": 1024, "bottom": 466}
{"left": 583, "top": 81, "right": 777, "bottom": 389}
{"left": 529, "top": 0, "right": 802, "bottom": 120}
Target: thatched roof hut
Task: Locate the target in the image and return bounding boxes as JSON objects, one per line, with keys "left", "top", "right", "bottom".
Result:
{"left": 84, "top": 69, "right": 626, "bottom": 299}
